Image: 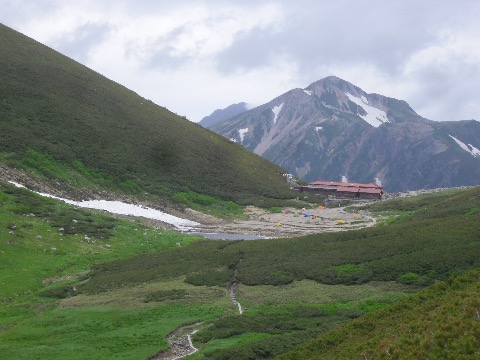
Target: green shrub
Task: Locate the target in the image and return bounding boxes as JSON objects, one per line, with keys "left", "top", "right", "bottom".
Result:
{"left": 143, "top": 289, "right": 187, "bottom": 303}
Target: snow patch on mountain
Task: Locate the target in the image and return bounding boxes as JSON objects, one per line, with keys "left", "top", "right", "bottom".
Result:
{"left": 239, "top": 128, "right": 249, "bottom": 144}
{"left": 303, "top": 90, "right": 313, "bottom": 95}
{"left": 449, "top": 135, "right": 480, "bottom": 157}
{"left": 272, "top": 103, "right": 284, "bottom": 124}
{"left": 7, "top": 181, "right": 199, "bottom": 230}
{"left": 345, "top": 93, "right": 389, "bottom": 127}
{"left": 315, "top": 126, "right": 323, "bottom": 131}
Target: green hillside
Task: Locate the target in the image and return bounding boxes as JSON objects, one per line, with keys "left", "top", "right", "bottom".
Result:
{"left": 71, "top": 186, "right": 480, "bottom": 359}
{"left": 0, "top": 182, "right": 478, "bottom": 359}
{"left": 0, "top": 24, "right": 293, "bottom": 205}
{"left": 278, "top": 267, "right": 480, "bottom": 360}
{"left": 1, "top": 23, "right": 479, "bottom": 360}
{"left": 1, "top": 183, "right": 473, "bottom": 359}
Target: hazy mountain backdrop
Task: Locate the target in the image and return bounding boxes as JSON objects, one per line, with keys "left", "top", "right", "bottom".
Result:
{"left": 204, "top": 76, "right": 480, "bottom": 192}
{"left": 199, "top": 102, "right": 249, "bottom": 128}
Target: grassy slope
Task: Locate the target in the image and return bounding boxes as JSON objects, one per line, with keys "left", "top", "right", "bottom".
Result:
{"left": 0, "top": 181, "right": 231, "bottom": 359}
{"left": 1, "top": 182, "right": 479, "bottom": 359}
{"left": 0, "top": 24, "right": 293, "bottom": 205}
{"left": 78, "top": 187, "right": 480, "bottom": 291}
{"left": 277, "top": 268, "right": 480, "bottom": 360}
{"left": 69, "top": 187, "right": 479, "bottom": 359}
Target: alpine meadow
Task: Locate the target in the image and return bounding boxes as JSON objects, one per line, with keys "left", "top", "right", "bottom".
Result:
{"left": 0, "top": 23, "right": 479, "bottom": 360}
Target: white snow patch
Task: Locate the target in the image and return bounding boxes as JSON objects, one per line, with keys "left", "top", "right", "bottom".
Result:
{"left": 7, "top": 181, "right": 199, "bottom": 230}
{"left": 303, "top": 89, "right": 313, "bottom": 95}
{"left": 345, "top": 93, "right": 389, "bottom": 128}
{"left": 449, "top": 135, "right": 480, "bottom": 157}
{"left": 7, "top": 181, "right": 26, "bottom": 188}
{"left": 272, "top": 103, "right": 284, "bottom": 124}
{"left": 341, "top": 176, "right": 348, "bottom": 183}
{"left": 229, "top": 138, "right": 237, "bottom": 142}
{"left": 239, "top": 128, "right": 249, "bottom": 144}
{"left": 315, "top": 126, "right": 323, "bottom": 132}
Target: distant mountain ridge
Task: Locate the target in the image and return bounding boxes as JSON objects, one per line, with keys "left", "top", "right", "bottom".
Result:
{"left": 199, "top": 102, "right": 249, "bottom": 128}
{"left": 205, "top": 76, "right": 480, "bottom": 192}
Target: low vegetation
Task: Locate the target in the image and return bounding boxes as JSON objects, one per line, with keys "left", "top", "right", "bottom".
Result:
{"left": 0, "top": 24, "right": 295, "bottom": 207}
{"left": 49, "top": 186, "right": 479, "bottom": 358}
{"left": 278, "top": 268, "right": 480, "bottom": 359}
{"left": 2, "top": 22, "right": 478, "bottom": 360}
{"left": 78, "top": 187, "right": 480, "bottom": 294}
{"left": 173, "top": 190, "right": 245, "bottom": 219}
{"left": 1, "top": 182, "right": 479, "bottom": 359}
{"left": 0, "top": 181, "right": 216, "bottom": 359}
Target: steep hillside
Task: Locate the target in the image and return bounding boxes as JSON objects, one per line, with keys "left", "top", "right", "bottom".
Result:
{"left": 207, "top": 76, "right": 480, "bottom": 192}
{"left": 0, "top": 24, "right": 293, "bottom": 205}
{"left": 278, "top": 268, "right": 480, "bottom": 360}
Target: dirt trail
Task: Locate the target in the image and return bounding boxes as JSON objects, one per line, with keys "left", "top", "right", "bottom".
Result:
{"left": 147, "top": 323, "right": 200, "bottom": 360}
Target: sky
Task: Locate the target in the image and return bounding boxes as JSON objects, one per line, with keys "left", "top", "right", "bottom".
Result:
{"left": 2, "top": 0, "right": 480, "bottom": 123}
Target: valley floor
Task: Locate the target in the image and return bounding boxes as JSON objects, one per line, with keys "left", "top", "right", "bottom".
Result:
{"left": 187, "top": 205, "right": 377, "bottom": 238}
{"left": 0, "top": 165, "right": 378, "bottom": 239}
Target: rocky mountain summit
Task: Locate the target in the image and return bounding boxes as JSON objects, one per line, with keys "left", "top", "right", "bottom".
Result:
{"left": 204, "top": 76, "right": 480, "bottom": 192}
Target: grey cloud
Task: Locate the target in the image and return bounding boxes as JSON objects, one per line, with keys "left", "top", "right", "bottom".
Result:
{"left": 2, "top": 0, "right": 479, "bottom": 122}
{"left": 412, "top": 61, "right": 480, "bottom": 121}
{"left": 55, "top": 23, "right": 111, "bottom": 63}
{"left": 215, "top": 29, "right": 285, "bottom": 73}
{"left": 216, "top": 1, "right": 438, "bottom": 77}
{"left": 213, "top": 0, "right": 480, "bottom": 121}
{"left": 138, "top": 26, "right": 192, "bottom": 71}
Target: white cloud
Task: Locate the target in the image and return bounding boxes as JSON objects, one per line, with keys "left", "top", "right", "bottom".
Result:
{"left": 1, "top": 0, "right": 480, "bottom": 122}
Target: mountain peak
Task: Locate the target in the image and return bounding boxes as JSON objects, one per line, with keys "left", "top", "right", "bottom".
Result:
{"left": 305, "top": 76, "right": 364, "bottom": 97}
{"left": 205, "top": 76, "right": 480, "bottom": 192}
{"left": 199, "top": 102, "right": 249, "bottom": 128}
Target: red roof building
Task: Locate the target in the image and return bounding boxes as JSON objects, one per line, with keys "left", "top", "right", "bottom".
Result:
{"left": 295, "top": 180, "right": 384, "bottom": 200}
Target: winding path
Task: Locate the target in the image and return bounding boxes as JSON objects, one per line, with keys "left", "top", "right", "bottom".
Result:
{"left": 229, "top": 282, "right": 243, "bottom": 315}
{"left": 148, "top": 324, "right": 200, "bottom": 360}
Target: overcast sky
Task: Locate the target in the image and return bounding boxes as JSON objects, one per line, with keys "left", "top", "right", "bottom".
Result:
{"left": 2, "top": 0, "right": 479, "bottom": 122}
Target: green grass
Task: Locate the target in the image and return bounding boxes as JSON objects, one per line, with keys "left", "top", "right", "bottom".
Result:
{"left": 0, "top": 183, "right": 198, "bottom": 299}
{"left": 277, "top": 268, "right": 480, "bottom": 360}
{"left": 0, "top": 182, "right": 228, "bottom": 359}
{"left": 173, "top": 190, "right": 245, "bottom": 219}
{"left": 0, "top": 24, "right": 295, "bottom": 206}
{"left": 1, "top": 182, "right": 479, "bottom": 359}
{"left": 0, "top": 303, "right": 225, "bottom": 360}
{"left": 190, "top": 332, "right": 274, "bottom": 359}
{"left": 189, "top": 281, "right": 413, "bottom": 359}
{"left": 77, "top": 187, "right": 480, "bottom": 293}
{"left": 63, "top": 186, "right": 480, "bottom": 358}
{"left": 237, "top": 280, "right": 412, "bottom": 308}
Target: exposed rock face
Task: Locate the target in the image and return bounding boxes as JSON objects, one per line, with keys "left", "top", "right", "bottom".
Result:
{"left": 205, "top": 76, "right": 480, "bottom": 192}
